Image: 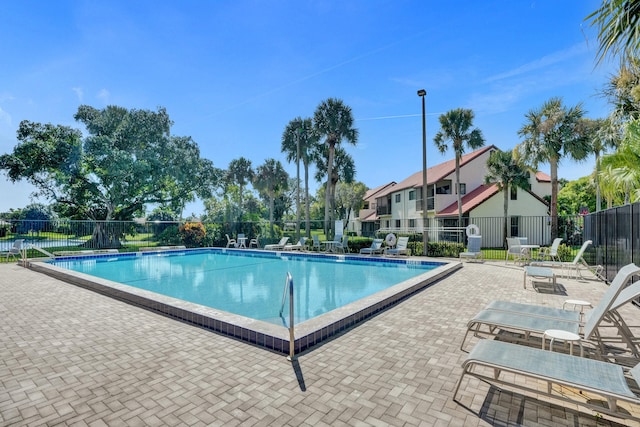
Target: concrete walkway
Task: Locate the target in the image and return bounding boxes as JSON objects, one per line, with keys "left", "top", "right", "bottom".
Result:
{"left": 1, "top": 260, "right": 639, "bottom": 426}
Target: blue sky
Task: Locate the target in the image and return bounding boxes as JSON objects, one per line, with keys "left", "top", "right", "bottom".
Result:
{"left": 0, "top": 1, "right": 617, "bottom": 216}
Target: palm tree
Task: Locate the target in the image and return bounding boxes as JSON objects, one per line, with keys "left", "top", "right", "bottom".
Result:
{"left": 584, "top": 118, "right": 621, "bottom": 211}
{"left": 253, "top": 159, "right": 289, "bottom": 237}
{"left": 313, "top": 98, "right": 358, "bottom": 239}
{"left": 281, "top": 117, "right": 318, "bottom": 239}
{"left": 433, "top": 108, "right": 485, "bottom": 227}
{"left": 313, "top": 145, "right": 355, "bottom": 236}
{"left": 586, "top": 0, "right": 640, "bottom": 65}
{"left": 484, "top": 149, "right": 531, "bottom": 246}
{"left": 600, "top": 119, "right": 640, "bottom": 204}
{"left": 227, "top": 157, "right": 253, "bottom": 227}
{"left": 517, "top": 97, "right": 591, "bottom": 239}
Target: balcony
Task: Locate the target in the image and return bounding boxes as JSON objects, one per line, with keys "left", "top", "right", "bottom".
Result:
{"left": 415, "top": 198, "right": 435, "bottom": 212}
{"left": 376, "top": 205, "right": 391, "bottom": 216}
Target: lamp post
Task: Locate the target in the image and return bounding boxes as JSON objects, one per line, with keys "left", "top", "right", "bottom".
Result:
{"left": 417, "top": 89, "right": 428, "bottom": 255}
{"left": 296, "top": 128, "right": 301, "bottom": 242}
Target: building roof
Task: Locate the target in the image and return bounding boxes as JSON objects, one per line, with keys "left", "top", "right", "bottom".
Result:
{"left": 436, "top": 184, "right": 549, "bottom": 217}
{"left": 375, "top": 145, "right": 498, "bottom": 198}
{"left": 436, "top": 184, "right": 500, "bottom": 216}
{"left": 535, "top": 171, "right": 551, "bottom": 182}
{"left": 364, "top": 181, "right": 396, "bottom": 201}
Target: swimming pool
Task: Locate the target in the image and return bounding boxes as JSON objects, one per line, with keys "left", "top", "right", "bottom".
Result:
{"left": 32, "top": 248, "right": 460, "bottom": 354}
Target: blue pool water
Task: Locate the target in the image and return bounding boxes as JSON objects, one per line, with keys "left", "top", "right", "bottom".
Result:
{"left": 50, "top": 250, "right": 440, "bottom": 325}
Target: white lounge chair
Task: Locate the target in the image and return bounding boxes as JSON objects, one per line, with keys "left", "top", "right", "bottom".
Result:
{"left": 284, "top": 237, "right": 307, "bottom": 251}
{"left": 264, "top": 237, "right": 289, "bottom": 251}
{"left": 459, "top": 235, "right": 483, "bottom": 262}
{"left": 334, "top": 235, "right": 349, "bottom": 254}
{"left": 537, "top": 237, "right": 562, "bottom": 262}
{"left": 385, "top": 236, "right": 410, "bottom": 256}
{"left": 225, "top": 234, "right": 237, "bottom": 248}
{"left": 454, "top": 339, "right": 640, "bottom": 423}
{"left": 461, "top": 263, "right": 640, "bottom": 354}
{"left": 531, "top": 239, "right": 602, "bottom": 279}
{"left": 3, "top": 239, "right": 25, "bottom": 261}
{"left": 310, "top": 235, "right": 322, "bottom": 252}
{"left": 360, "top": 238, "right": 384, "bottom": 256}
{"left": 505, "top": 237, "right": 527, "bottom": 264}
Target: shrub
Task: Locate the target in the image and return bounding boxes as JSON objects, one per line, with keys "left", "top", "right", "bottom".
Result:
{"left": 179, "top": 222, "right": 206, "bottom": 247}
{"left": 557, "top": 244, "right": 573, "bottom": 262}
{"left": 158, "top": 225, "right": 180, "bottom": 245}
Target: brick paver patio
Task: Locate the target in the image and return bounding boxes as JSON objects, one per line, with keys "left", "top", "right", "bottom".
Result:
{"left": 1, "top": 260, "right": 639, "bottom": 426}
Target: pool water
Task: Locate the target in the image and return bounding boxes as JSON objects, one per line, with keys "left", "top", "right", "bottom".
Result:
{"left": 50, "top": 250, "right": 439, "bottom": 325}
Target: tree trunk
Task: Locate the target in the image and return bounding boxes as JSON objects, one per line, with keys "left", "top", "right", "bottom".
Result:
{"left": 503, "top": 187, "right": 509, "bottom": 248}
{"left": 456, "top": 155, "right": 462, "bottom": 229}
{"left": 550, "top": 157, "right": 559, "bottom": 239}
{"left": 595, "top": 152, "right": 601, "bottom": 212}
{"left": 324, "top": 143, "right": 335, "bottom": 239}
{"left": 304, "top": 162, "right": 311, "bottom": 238}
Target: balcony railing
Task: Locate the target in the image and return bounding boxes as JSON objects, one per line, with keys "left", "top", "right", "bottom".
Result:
{"left": 415, "top": 198, "right": 435, "bottom": 211}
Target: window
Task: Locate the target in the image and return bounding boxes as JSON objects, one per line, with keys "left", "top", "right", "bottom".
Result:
{"left": 510, "top": 186, "right": 517, "bottom": 200}
{"left": 409, "top": 219, "right": 416, "bottom": 228}
{"left": 395, "top": 219, "right": 401, "bottom": 228}
{"left": 458, "top": 183, "right": 466, "bottom": 195}
{"left": 510, "top": 216, "right": 519, "bottom": 237}
{"left": 385, "top": 220, "right": 390, "bottom": 228}
{"left": 395, "top": 194, "right": 401, "bottom": 203}
{"left": 409, "top": 190, "right": 415, "bottom": 201}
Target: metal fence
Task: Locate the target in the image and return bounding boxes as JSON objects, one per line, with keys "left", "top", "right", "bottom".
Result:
{"left": 1, "top": 215, "right": 588, "bottom": 261}
{"left": 584, "top": 203, "right": 640, "bottom": 283}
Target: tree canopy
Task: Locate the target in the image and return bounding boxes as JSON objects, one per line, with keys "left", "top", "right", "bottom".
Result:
{"left": 0, "top": 105, "right": 219, "bottom": 246}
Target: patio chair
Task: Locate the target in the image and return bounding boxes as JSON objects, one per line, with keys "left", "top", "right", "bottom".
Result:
{"left": 454, "top": 339, "right": 640, "bottom": 423}
{"left": 531, "top": 240, "right": 602, "bottom": 279}
{"left": 459, "top": 235, "right": 483, "bottom": 262}
{"left": 264, "top": 237, "right": 289, "bottom": 251}
{"left": 310, "top": 235, "right": 322, "bottom": 251}
{"left": 460, "top": 263, "right": 640, "bottom": 353}
{"left": 284, "top": 237, "right": 307, "bottom": 251}
{"left": 334, "top": 235, "right": 349, "bottom": 253}
{"left": 537, "top": 237, "right": 562, "bottom": 262}
{"left": 505, "top": 237, "right": 527, "bottom": 264}
{"left": 225, "top": 234, "right": 237, "bottom": 248}
{"left": 249, "top": 235, "right": 260, "bottom": 248}
{"left": 385, "top": 236, "right": 410, "bottom": 256}
{"left": 360, "top": 238, "right": 384, "bottom": 256}
{"left": 3, "top": 239, "right": 25, "bottom": 261}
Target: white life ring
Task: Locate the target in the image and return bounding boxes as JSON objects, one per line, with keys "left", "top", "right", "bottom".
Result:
{"left": 466, "top": 224, "right": 480, "bottom": 236}
{"left": 385, "top": 233, "right": 397, "bottom": 247}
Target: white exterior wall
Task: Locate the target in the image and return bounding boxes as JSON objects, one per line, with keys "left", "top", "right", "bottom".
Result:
{"left": 470, "top": 188, "right": 550, "bottom": 247}
{"left": 530, "top": 178, "right": 551, "bottom": 199}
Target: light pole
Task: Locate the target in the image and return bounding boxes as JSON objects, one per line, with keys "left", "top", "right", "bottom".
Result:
{"left": 296, "top": 128, "right": 301, "bottom": 242}
{"left": 417, "top": 89, "right": 428, "bottom": 255}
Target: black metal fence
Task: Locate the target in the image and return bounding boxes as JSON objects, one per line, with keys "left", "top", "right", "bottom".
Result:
{"left": 584, "top": 203, "right": 640, "bottom": 283}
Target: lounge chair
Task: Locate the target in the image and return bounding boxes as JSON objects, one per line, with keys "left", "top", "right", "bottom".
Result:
{"left": 334, "top": 235, "right": 349, "bottom": 254}
{"left": 310, "top": 235, "right": 322, "bottom": 252}
{"left": 461, "top": 263, "right": 640, "bottom": 352}
{"left": 459, "top": 235, "right": 483, "bottom": 262}
{"left": 225, "top": 234, "right": 237, "bottom": 248}
{"left": 531, "top": 239, "right": 602, "bottom": 279}
{"left": 360, "top": 238, "right": 384, "bottom": 256}
{"left": 284, "top": 237, "right": 307, "bottom": 251}
{"left": 505, "top": 237, "right": 527, "bottom": 264}
{"left": 537, "top": 237, "right": 562, "bottom": 262}
{"left": 385, "top": 236, "right": 410, "bottom": 256}
{"left": 264, "top": 237, "right": 289, "bottom": 251}
{"left": 3, "top": 239, "right": 25, "bottom": 261}
{"left": 454, "top": 339, "right": 640, "bottom": 423}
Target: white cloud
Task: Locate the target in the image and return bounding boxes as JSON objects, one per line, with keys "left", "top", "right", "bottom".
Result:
{"left": 97, "top": 89, "right": 110, "bottom": 103}
{"left": 72, "top": 87, "right": 84, "bottom": 101}
{"left": 483, "top": 43, "right": 588, "bottom": 84}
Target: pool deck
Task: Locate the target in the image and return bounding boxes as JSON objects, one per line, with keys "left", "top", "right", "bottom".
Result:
{"left": 2, "top": 259, "right": 640, "bottom": 426}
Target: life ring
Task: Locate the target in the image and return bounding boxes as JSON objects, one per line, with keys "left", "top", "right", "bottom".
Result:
{"left": 466, "top": 224, "right": 480, "bottom": 236}
{"left": 385, "top": 233, "right": 397, "bottom": 247}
